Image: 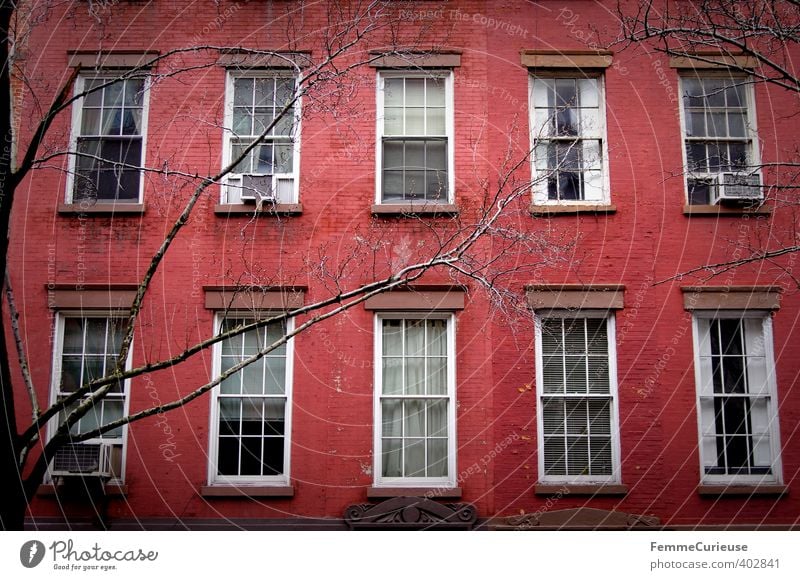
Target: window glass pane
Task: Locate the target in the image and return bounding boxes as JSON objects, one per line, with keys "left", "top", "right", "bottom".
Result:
{"left": 382, "top": 320, "right": 403, "bottom": 355}
{"left": 579, "top": 109, "right": 600, "bottom": 137}
{"left": 555, "top": 78, "right": 577, "bottom": 107}
{"left": 543, "top": 437, "right": 566, "bottom": 475}
{"left": 242, "top": 359, "right": 265, "bottom": 395}
{"left": 265, "top": 356, "right": 286, "bottom": 395}
{"left": 382, "top": 438, "right": 402, "bottom": 477}
{"left": 60, "top": 356, "right": 83, "bottom": 392}
{"left": 384, "top": 78, "right": 403, "bottom": 107}
{"left": 80, "top": 109, "right": 102, "bottom": 135}
{"left": 382, "top": 358, "right": 403, "bottom": 395}
{"left": 63, "top": 318, "right": 85, "bottom": 353}
{"left": 405, "top": 78, "right": 425, "bottom": 106}
{"left": 83, "top": 79, "right": 104, "bottom": 107}
{"left": 124, "top": 79, "right": 144, "bottom": 106}
{"left": 102, "top": 399, "right": 124, "bottom": 438}
{"left": 239, "top": 437, "right": 263, "bottom": 475}
{"left": 703, "top": 78, "right": 726, "bottom": 107}
{"left": 85, "top": 319, "right": 107, "bottom": 352}
{"left": 254, "top": 143, "right": 274, "bottom": 173}
{"left": 383, "top": 141, "right": 404, "bottom": 169}
{"left": 427, "top": 400, "right": 447, "bottom": 437}
{"left": 254, "top": 78, "right": 275, "bottom": 106}
{"left": 578, "top": 79, "right": 598, "bottom": 107}
{"left": 588, "top": 399, "right": 611, "bottom": 435}
{"left": 217, "top": 437, "right": 239, "bottom": 475}
{"left": 565, "top": 399, "right": 588, "bottom": 434}
{"left": 275, "top": 79, "right": 295, "bottom": 107}
{"left": 590, "top": 437, "right": 613, "bottom": 474}
{"left": 384, "top": 107, "right": 403, "bottom": 135}
{"left": 405, "top": 357, "right": 425, "bottom": 395}
{"left": 406, "top": 107, "right": 424, "bottom": 134}
{"left": 728, "top": 113, "right": 746, "bottom": 137}
{"left": 382, "top": 400, "right": 402, "bottom": 437}
{"left": 566, "top": 437, "right": 589, "bottom": 475}
{"left": 404, "top": 438, "right": 426, "bottom": 476}
{"left": 532, "top": 78, "right": 553, "bottom": 107}
{"left": 542, "top": 355, "right": 564, "bottom": 394}
{"left": 428, "top": 357, "right": 447, "bottom": 395}
{"left": 121, "top": 109, "right": 142, "bottom": 135}
{"left": 101, "top": 108, "right": 122, "bottom": 135}
{"left": 427, "top": 439, "right": 448, "bottom": 477}
{"left": 427, "top": 320, "right": 447, "bottom": 356}
{"left": 219, "top": 399, "right": 240, "bottom": 436}
{"left": 264, "top": 399, "right": 285, "bottom": 435}
{"left": 404, "top": 400, "right": 425, "bottom": 437}
{"left": 542, "top": 399, "right": 564, "bottom": 435}
{"left": 240, "top": 398, "right": 263, "bottom": 435}
{"left": 104, "top": 82, "right": 123, "bottom": 107}
{"left": 426, "top": 78, "right": 446, "bottom": 106}
{"left": 274, "top": 144, "right": 293, "bottom": 173}
{"left": 426, "top": 108, "right": 445, "bottom": 135}
{"left": 234, "top": 78, "right": 254, "bottom": 106}
{"left": 427, "top": 141, "right": 447, "bottom": 171}
{"left": 405, "top": 141, "right": 425, "bottom": 168}
{"left": 232, "top": 108, "right": 252, "bottom": 135}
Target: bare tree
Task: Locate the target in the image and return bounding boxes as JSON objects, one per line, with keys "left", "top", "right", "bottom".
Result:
{"left": 613, "top": 0, "right": 800, "bottom": 284}
{"left": 0, "top": 1, "right": 569, "bottom": 529}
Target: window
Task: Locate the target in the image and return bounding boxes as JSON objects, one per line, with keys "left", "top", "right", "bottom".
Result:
{"left": 680, "top": 75, "right": 758, "bottom": 204}
{"left": 69, "top": 76, "right": 148, "bottom": 203}
{"left": 374, "top": 315, "right": 455, "bottom": 486}
{"left": 209, "top": 316, "right": 292, "bottom": 484}
{"left": 530, "top": 75, "right": 607, "bottom": 203}
{"left": 692, "top": 315, "right": 781, "bottom": 482}
{"left": 223, "top": 74, "right": 299, "bottom": 204}
{"left": 50, "top": 315, "right": 130, "bottom": 480}
{"left": 377, "top": 72, "right": 453, "bottom": 204}
{"left": 536, "top": 314, "right": 620, "bottom": 482}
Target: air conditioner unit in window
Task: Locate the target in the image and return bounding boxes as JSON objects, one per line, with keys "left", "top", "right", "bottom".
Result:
{"left": 51, "top": 443, "right": 112, "bottom": 479}
{"left": 711, "top": 173, "right": 763, "bottom": 204}
{"left": 239, "top": 174, "right": 276, "bottom": 203}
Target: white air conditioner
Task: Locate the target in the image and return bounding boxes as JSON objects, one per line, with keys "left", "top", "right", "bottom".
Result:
{"left": 238, "top": 174, "right": 276, "bottom": 202}
{"left": 51, "top": 443, "right": 112, "bottom": 478}
{"left": 711, "top": 173, "right": 763, "bottom": 203}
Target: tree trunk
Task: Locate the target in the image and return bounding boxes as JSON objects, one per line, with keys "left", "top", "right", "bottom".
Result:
{"left": 0, "top": 0, "right": 29, "bottom": 531}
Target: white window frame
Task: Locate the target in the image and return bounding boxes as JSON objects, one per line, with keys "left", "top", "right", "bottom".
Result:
{"left": 534, "top": 310, "right": 621, "bottom": 484}
{"left": 221, "top": 71, "right": 301, "bottom": 204}
{"left": 677, "top": 73, "right": 761, "bottom": 205}
{"left": 375, "top": 70, "right": 455, "bottom": 204}
{"left": 373, "top": 312, "right": 457, "bottom": 488}
{"left": 66, "top": 74, "right": 150, "bottom": 204}
{"left": 691, "top": 312, "right": 782, "bottom": 484}
{"left": 528, "top": 73, "right": 610, "bottom": 205}
{"left": 47, "top": 312, "right": 133, "bottom": 483}
{"left": 207, "top": 314, "right": 294, "bottom": 486}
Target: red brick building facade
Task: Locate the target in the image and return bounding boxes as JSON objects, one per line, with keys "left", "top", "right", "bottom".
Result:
{"left": 9, "top": 1, "right": 799, "bottom": 529}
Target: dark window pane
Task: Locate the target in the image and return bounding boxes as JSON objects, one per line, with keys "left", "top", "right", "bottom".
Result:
{"left": 719, "top": 319, "right": 743, "bottom": 355}
{"left": 217, "top": 438, "right": 240, "bottom": 475}
{"left": 262, "top": 437, "right": 284, "bottom": 475}
{"left": 687, "top": 179, "right": 711, "bottom": 205}
{"left": 239, "top": 437, "right": 263, "bottom": 475}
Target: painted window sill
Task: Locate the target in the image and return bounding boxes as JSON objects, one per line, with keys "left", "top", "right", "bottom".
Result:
{"left": 371, "top": 203, "right": 459, "bottom": 217}
{"left": 535, "top": 483, "right": 629, "bottom": 496}
{"left": 58, "top": 203, "right": 145, "bottom": 215}
{"left": 214, "top": 203, "right": 302, "bottom": 215}
{"left": 683, "top": 204, "right": 771, "bottom": 216}
{"left": 366, "top": 486, "right": 462, "bottom": 499}
{"left": 530, "top": 204, "right": 616, "bottom": 216}
{"left": 697, "top": 484, "right": 788, "bottom": 497}
{"left": 200, "top": 485, "right": 295, "bottom": 498}
{"left": 38, "top": 483, "right": 128, "bottom": 497}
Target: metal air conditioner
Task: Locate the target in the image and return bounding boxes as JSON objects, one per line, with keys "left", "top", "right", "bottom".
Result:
{"left": 711, "top": 173, "right": 763, "bottom": 204}
{"left": 238, "top": 175, "right": 276, "bottom": 203}
{"left": 51, "top": 443, "right": 113, "bottom": 478}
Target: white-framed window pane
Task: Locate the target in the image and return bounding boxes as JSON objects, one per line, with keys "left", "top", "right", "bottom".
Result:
{"left": 377, "top": 317, "right": 453, "bottom": 482}
{"left": 380, "top": 74, "right": 450, "bottom": 203}
{"left": 695, "top": 316, "right": 779, "bottom": 479}
{"left": 532, "top": 76, "right": 605, "bottom": 203}
{"left": 214, "top": 317, "right": 289, "bottom": 480}
{"left": 538, "top": 316, "right": 617, "bottom": 480}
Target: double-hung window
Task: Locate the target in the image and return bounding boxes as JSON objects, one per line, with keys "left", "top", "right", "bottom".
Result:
{"left": 680, "top": 75, "right": 759, "bottom": 205}
{"left": 377, "top": 72, "right": 453, "bottom": 204}
{"left": 223, "top": 74, "right": 299, "bottom": 204}
{"left": 70, "top": 76, "right": 148, "bottom": 203}
{"left": 536, "top": 314, "right": 620, "bottom": 482}
{"left": 374, "top": 315, "right": 455, "bottom": 486}
{"left": 530, "top": 75, "right": 607, "bottom": 203}
{"left": 692, "top": 314, "right": 781, "bottom": 483}
{"left": 210, "top": 317, "right": 292, "bottom": 485}
{"left": 50, "top": 315, "right": 130, "bottom": 480}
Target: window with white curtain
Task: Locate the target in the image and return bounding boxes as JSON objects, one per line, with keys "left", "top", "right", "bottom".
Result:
{"left": 209, "top": 316, "right": 292, "bottom": 485}
{"left": 536, "top": 314, "right": 620, "bottom": 482}
{"left": 377, "top": 72, "right": 453, "bottom": 204}
{"left": 530, "top": 75, "right": 608, "bottom": 203}
{"left": 374, "top": 314, "right": 455, "bottom": 486}
{"left": 692, "top": 314, "right": 782, "bottom": 483}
